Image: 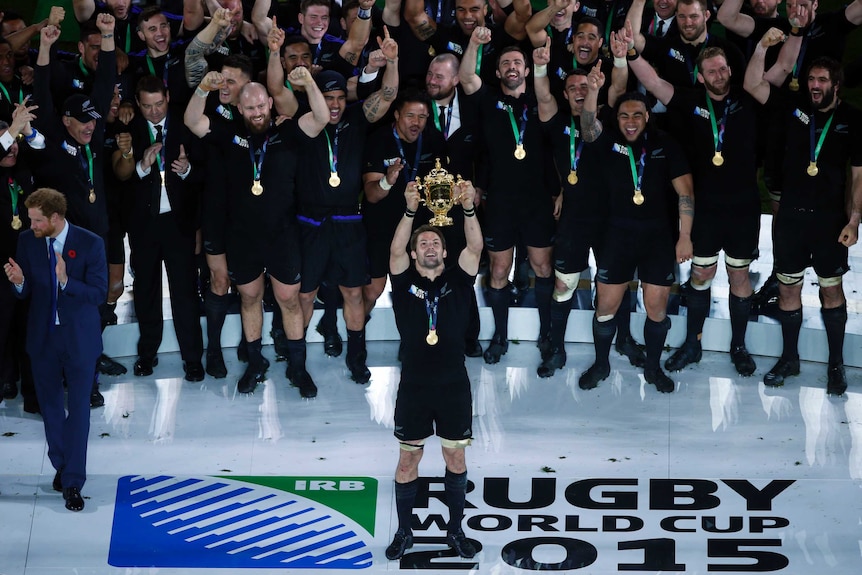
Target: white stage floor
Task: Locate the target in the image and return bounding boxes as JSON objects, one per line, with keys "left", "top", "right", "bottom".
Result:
{"left": 1, "top": 340, "right": 861, "bottom": 574}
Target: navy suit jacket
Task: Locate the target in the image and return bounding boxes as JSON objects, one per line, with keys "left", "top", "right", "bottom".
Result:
{"left": 14, "top": 223, "right": 107, "bottom": 360}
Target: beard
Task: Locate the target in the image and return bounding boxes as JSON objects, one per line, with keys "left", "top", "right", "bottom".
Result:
{"left": 810, "top": 86, "right": 836, "bottom": 110}
{"left": 244, "top": 113, "right": 272, "bottom": 135}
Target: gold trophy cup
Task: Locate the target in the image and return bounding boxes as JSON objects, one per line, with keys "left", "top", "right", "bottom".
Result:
{"left": 416, "top": 158, "right": 464, "bottom": 226}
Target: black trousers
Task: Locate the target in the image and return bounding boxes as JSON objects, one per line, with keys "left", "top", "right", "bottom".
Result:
{"left": 129, "top": 212, "right": 203, "bottom": 362}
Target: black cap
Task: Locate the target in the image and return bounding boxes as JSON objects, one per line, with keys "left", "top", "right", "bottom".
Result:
{"left": 62, "top": 94, "right": 102, "bottom": 123}
{"left": 315, "top": 70, "right": 347, "bottom": 94}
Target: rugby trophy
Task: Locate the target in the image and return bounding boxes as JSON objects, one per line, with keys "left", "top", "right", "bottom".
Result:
{"left": 416, "top": 158, "right": 464, "bottom": 226}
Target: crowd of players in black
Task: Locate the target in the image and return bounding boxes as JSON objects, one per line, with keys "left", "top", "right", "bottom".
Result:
{"left": 1, "top": 0, "right": 861, "bottom": 418}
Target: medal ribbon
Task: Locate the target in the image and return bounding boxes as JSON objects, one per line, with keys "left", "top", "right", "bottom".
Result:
{"left": 313, "top": 42, "right": 323, "bottom": 65}
{"left": 83, "top": 143, "right": 94, "bottom": 190}
{"left": 475, "top": 44, "right": 483, "bottom": 76}
{"left": 685, "top": 34, "right": 709, "bottom": 86}
{"left": 791, "top": 33, "right": 810, "bottom": 86}
{"left": 704, "top": 96, "right": 729, "bottom": 157}
{"left": 392, "top": 126, "right": 423, "bottom": 181}
{"left": 0, "top": 82, "right": 23, "bottom": 104}
{"left": 8, "top": 177, "right": 21, "bottom": 218}
{"left": 569, "top": 119, "right": 583, "bottom": 173}
{"left": 425, "top": 290, "right": 439, "bottom": 335}
{"left": 249, "top": 136, "right": 269, "bottom": 182}
{"left": 146, "top": 54, "right": 171, "bottom": 87}
{"left": 626, "top": 138, "right": 647, "bottom": 193}
{"left": 810, "top": 110, "right": 835, "bottom": 167}
{"left": 78, "top": 57, "right": 90, "bottom": 77}
{"left": 603, "top": 1, "right": 617, "bottom": 46}
{"left": 124, "top": 21, "right": 131, "bottom": 53}
{"left": 432, "top": 102, "right": 453, "bottom": 139}
{"left": 324, "top": 125, "right": 339, "bottom": 176}
{"left": 507, "top": 103, "right": 528, "bottom": 151}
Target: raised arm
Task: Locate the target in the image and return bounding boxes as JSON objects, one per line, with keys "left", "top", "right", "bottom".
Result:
{"left": 505, "top": 0, "right": 532, "bottom": 41}
{"left": 340, "top": 0, "right": 375, "bottom": 67}
{"left": 607, "top": 27, "right": 630, "bottom": 108}
{"left": 717, "top": 0, "right": 755, "bottom": 38}
{"left": 251, "top": 0, "right": 274, "bottom": 38}
{"left": 389, "top": 182, "right": 420, "bottom": 275}
{"left": 72, "top": 0, "right": 96, "bottom": 23}
{"left": 185, "top": 7, "right": 233, "bottom": 88}
{"left": 846, "top": 0, "right": 862, "bottom": 25}
{"left": 580, "top": 61, "right": 604, "bottom": 142}
{"left": 744, "top": 27, "right": 785, "bottom": 104}
{"left": 292, "top": 67, "right": 330, "bottom": 137}
{"left": 403, "top": 0, "right": 437, "bottom": 41}
{"left": 382, "top": 0, "right": 402, "bottom": 27}
{"left": 362, "top": 27, "right": 399, "bottom": 123}
{"left": 533, "top": 38, "right": 558, "bottom": 122}
{"left": 763, "top": 6, "right": 810, "bottom": 87}
{"left": 183, "top": 0, "right": 208, "bottom": 34}
{"left": 5, "top": 6, "right": 64, "bottom": 55}
{"left": 265, "top": 18, "right": 299, "bottom": 117}
{"left": 185, "top": 72, "right": 219, "bottom": 137}
{"left": 526, "top": 0, "right": 569, "bottom": 48}
{"left": 457, "top": 181, "right": 482, "bottom": 275}
{"left": 619, "top": 23, "right": 673, "bottom": 105}
{"left": 624, "top": 0, "right": 647, "bottom": 53}
{"left": 460, "top": 26, "right": 490, "bottom": 95}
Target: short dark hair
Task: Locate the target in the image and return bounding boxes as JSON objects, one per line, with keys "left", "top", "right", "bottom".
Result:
{"left": 26, "top": 188, "right": 67, "bottom": 219}
{"left": 222, "top": 54, "right": 254, "bottom": 80}
{"left": 616, "top": 91, "right": 650, "bottom": 111}
{"left": 300, "top": 0, "right": 331, "bottom": 14}
{"left": 79, "top": 20, "right": 101, "bottom": 42}
{"left": 137, "top": 6, "right": 167, "bottom": 30}
{"left": 807, "top": 57, "right": 844, "bottom": 89}
{"left": 395, "top": 88, "right": 432, "bottom": 113}
{"left": 576, "top": 17, "right": 602, "bottom": 33}
{"left": 696, "top": 46, "right": 727, "bottom": 70}
{"left": 496, "top": 45, "right": 527, "bottom": 69}
{"left": 410, "top": 224, "right": 447, "bottom": 252}
{"left": 135, "top": 74, "right": 167, "bottom": 99}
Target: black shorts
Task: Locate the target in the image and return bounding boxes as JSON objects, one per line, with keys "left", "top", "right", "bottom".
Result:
{"left": 394, "top": 376, "right": 473, "bottom": 442}
{"left": 553, "top": 218, "right": 604, "bottom": 275}
{"left": 483, "top": 196, "right": 554, "bottom": 252}
{"left": 201, "top": 191, "right": 227, "bottom": 256}
{"left": 774, "top": 209, "right": 849, "bottom": 278}
{"left": 596, "top": 221, "right": 675, "bottom": 286}
{"left": 299, "top": 215, "right": 368, "bottom": 292}
{"left": 692, "top": 203, "right": 760, "bottom": 262}
{"left": 227, "top": 226, "right": 302, "bottom": 286}
{"left": 105, "top": 192, "right": 129, "bottom": 265}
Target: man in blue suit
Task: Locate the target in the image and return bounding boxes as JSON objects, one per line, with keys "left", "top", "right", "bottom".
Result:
{"left": 3, "top": 188, "right": 107, "bottom": 512}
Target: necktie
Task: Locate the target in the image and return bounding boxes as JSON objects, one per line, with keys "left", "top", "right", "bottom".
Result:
{"left": 439, "top": 105, "right": 448, "bottom": 138}
{"left": 656, "top": 20, "right": 665, "bottom": 37}
{"left": 49, "top": 237, "right": 57, "bottom": 330}
{"left": 152, "top": 123, "right": 164, "bottom": 216}
{"left": 154, "top": 123, "right": 163, "bottom": 143}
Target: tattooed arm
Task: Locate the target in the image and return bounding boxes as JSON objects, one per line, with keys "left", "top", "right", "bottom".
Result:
{"left": 362, "top": 29, "right": 399, "bottom": 123}
{"left": 340, "top": 0, "right": 375, "bottom": 66}
{"left": 580, "top": 61, "right": 604, "bottom": 142}
{"left": 403, "top": 0, "right": 438, "bottom": 41}
{"left": 185, "top": 8, "right": 233, "bottom": 88}
{"left": 673, "top": 174, "right": 694, "bottom": 263}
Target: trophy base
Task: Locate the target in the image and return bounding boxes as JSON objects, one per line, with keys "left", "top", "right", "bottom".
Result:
{"left": 428, "top": 215, "right": 454, "bottom": 227}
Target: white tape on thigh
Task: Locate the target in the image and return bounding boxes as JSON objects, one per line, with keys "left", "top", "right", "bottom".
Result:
{"left": 399, "top": 440, "right": 426, "bottom": 451}
{"left": 724, "top": 255, "right": 752, "bottom": 269}
{"left": 692, "top": 254, "right": 719, "bottom": 268}
{"left": 776, "top": 271, "right": 804, "bottom": 286}
{"left": 440, "top": 438, "right": 472, "bottom": 449}
{"left": 818, "top": 275, "right": 843, "bottom": 288}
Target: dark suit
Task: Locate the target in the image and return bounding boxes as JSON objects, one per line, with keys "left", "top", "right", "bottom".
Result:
{"left": 14, "top": 222, "right": 106, "bottom": 490}
{"left": 127, "top": 113, "right": 203, "bottom": 362}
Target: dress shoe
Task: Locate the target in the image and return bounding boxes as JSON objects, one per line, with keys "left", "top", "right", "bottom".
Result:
{"left": 288, "top": 366, "right": 318, "bottom": 398}
{"left": 730, "top": 345, "right": 757, "bottom": 376}
{"left": 763, "top": 357, "right": 800, "bottom": 387}
{"left": 53, "top": 470, "right": 63, "bottom": 492}
{"left": 316, "top": 321, "right": 343, "bottom": 357}
{"left": 537, "top": 348, "right": 566, "bottom": 378}
{"left": 645, "top": 368, "right": 675, "bottom": 393}
{"left": 464, "top": 339, "right": 483, "bottom": 358}
{"left": 206, "top": 350, "right": 228, "bottom": 379}
{"left": 184, "top": 361, "right": 205, "bottom": 382}
{"left": 346, "top": 351, "right": 371, "bottom": 384}
{"left": 90, "top": 389, "right": 105, "bottom": 408}
{"left": 827, "top": 363, "right": 848, "bottom": 396}
{"left": 446, "top": 529, "right": 477, "bottom": 558}
{"left": 2, "top": 380, "right": 18, "bottom": 400}
{"left": 483, "top": 336, "right": 508, "bottom": 364}
{"left": 271, "top": 328, "right": 289, "bottom": 361}
{"left": 23, "top": 398, "right": 40, "bottom": 414}
{"left": 133, "top": 356, "right": 158, "bottom": 376}
{"left": 579, "top": 362, "right": 610, "bottom": 390}
{"left": 97, "top": 354, "right": 127, "bottom": 376}
{"left": 385, "top": 529, "right": 414, "bottom": 560}
{"left": 664, "top": 340, "right": 702, "bottom": 372}
{"left": 615, "top": 334, "right": 646, "bottom": 367}
{"left": 63, "top": 487, "right": 85, "bottom": 511}
{"left": 237, "top": 357, "right": 269, "bottom": 394}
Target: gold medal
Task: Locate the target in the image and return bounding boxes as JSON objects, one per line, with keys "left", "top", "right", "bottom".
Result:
{"left": 567, "top": 171, "right": 578, "bottom": 185}
{"left": 428, "top": 46, "right": 436, "bottom": 56}
{"left": 88, "top": 189, "right": 96, "bottom": 203}
{"left": 426, "top": 329, "right": 438, "bottom": 346}
{"left": 633, "top": 189, "right": 644, "bottom": 205}
{"left": 329, "top": 172, "right": 341, "bottom": 187}
{"left": 514, "top": 144, "right": 526, "bottom": 160}
{"left": 806, "top": 161, "right": 819, "bottom": 177}
{"left": 789, "top": 78, "right": 799, "bottom": 92}
{"left": 251, "top": 181, "right": 264, "bottom": 195}
{"left": 11, "top": 215, "right": 21, "bottom": 230}
{"left": 712, "top": 151, "right": 724, "bottom": 167}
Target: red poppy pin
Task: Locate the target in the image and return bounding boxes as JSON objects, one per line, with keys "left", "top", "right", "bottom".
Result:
{"left": 67, "top": 249, "right": 77, "bottom": 259}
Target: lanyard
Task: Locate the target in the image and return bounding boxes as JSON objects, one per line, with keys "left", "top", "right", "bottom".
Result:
{"left": 313, "top": 42, "right": 323, "bottom": 65}
{"left": 324, "top": 125, "right": 339, "bottom": 174}
{"left": 147, "top": 122, "right": 166, "bottom": 173}
{"left": 704, "top": 96, "right": 729, "bottom": 156}
{"left": 435, "top": 0, "right": 443, "bottom": 23}
{"left": 249, "top": 136, "right": 269, "bottom": 182}
{"left": 507, "top": 103, "right": 528, "bottom": 147}
{"left": 392, "top": 126, "right": 423, "bottom": 181}
{"left": 686, "top": 35, "right": 709, "bottom": 86}
{"left": 8, "top": 176, "right": 21, "bottom": 216}
{"left": 425, "top": 290, "right": 439, "bottom": 339}
{"left": 146, "top": 54, "right": 170, "bottom": 87}
{"left": 791, "top": 33, "right": 810, "bottom": 86}
{"left": 83, "top": 143, "right": 94, "bottom": 188}
{"left": 0, "top": 82, "right": 22, "bottom": 104}
{"left": 432, "top": 103, "right": 453, "bottom": 139}
{"left": 810, "top": 110, "right": 835, "bottom": 166}
{"left": 475, "top": 44, "right": 483, "bottom": 76}
{"left": 124, "top": 21, "right": 131, "bottom": 53}
{"left": 626, "top": 138, "right": 647, "bottom": 192}
{"left": 603, "top": 1, "right": 617, "bottom": 45}
{"left": 78, "top": 57, "right": 90, "bottom": 77}
{"left": 569, "top": 119, "right": 583, "bottom": 172}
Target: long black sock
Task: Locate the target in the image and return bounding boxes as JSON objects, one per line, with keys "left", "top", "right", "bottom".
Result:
{"left": 685, "top": 287, "right": 711, "bottom": 344}
{"left": 549, "top": 298, "right": 572, "bottom": 348}
{"left": 593, "top": 315, "right": 616, "bottom": 367}
{"left": 644, "top": 317, "right": 670, "bottom": 371}
{"left": 534, "top": 276, "right": 554, "bottom": 337}
{"left": 318, "top": 283, "right": 340, "bottom": 332}
{"left": 346, "top": 329, "right": 366, "bottom": 359}
{"left": 777, "top": 308, "right": 802, "bottom": 361}
{"left": 728, "top": 293, "right": 752, "bottom": 349}
{"left": 287, "top": 338, "right": 307, "bottom": 371}
{"left": 395, "top": 479, "right": 418, "bottom": 533}
{"left": 615, "top": 297, "right": 633, "bottom": 340}
{"left": 484, "top": 285, "right": 511, "bottom": 341}
{"left": 821, "top": 304, "right": 847, "bottom": 366}
{"left": 247, "top": 338, "right": 264, "bottom": 371}
{"left": 205, "top": 292, "right": 229, "bottom": 353}
{"left": 445, "top": 469, "right": 468, "bottom": 533}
